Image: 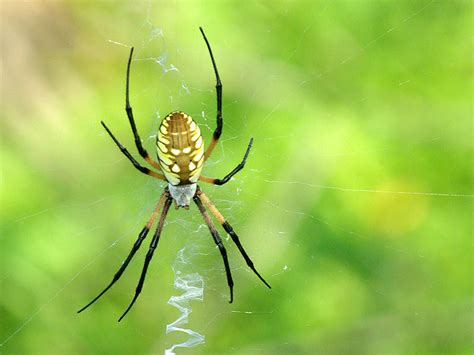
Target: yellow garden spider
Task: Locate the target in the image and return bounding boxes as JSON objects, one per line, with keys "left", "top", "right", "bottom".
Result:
{"left": 78, "top": 28, "right": 271, "bottom": 321}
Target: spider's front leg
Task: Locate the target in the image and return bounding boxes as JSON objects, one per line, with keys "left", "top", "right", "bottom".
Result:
{"left": 77, "top": 191, "right": 170, "bottom": 314}
{"left": 196, "top": 188, "right": 271, "bottom": 289}
{"left": 118, "top": 196, "right": 173, "bottom": 321}
{"left": 194, "top": 193, "right": 234, "bottom": 303}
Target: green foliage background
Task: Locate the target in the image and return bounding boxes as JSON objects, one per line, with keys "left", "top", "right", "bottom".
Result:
{"left": 1, "top": 1, "right": 472, "bottom": 354}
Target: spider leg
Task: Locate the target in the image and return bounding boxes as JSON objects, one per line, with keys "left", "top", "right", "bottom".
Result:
{"left": 118, "top": 196, "right": 173, "bottom": 322}
{"left": 124, "top": 47, "right": 162, "bottom": 170}
{"left": 101, "top": 121, "right": 165, "bottom": 180}
{"left": 197, "top": 189, "right": 271, "bottom": 289}
{"left": 77, "top": 191, "right": 169, "bottom": 314}
{"left": 194, "top": 194, "right": 234, "bottom": 303}
{"left": 199, "top": 27, "right": 223, "bottom": 162}
{"left": 199, "top": 138, "right": 253, "bottom": 186}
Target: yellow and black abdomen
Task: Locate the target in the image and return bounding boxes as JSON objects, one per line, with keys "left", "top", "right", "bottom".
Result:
{"left": 156, "top": 111, "right": 204, "bottom": 185}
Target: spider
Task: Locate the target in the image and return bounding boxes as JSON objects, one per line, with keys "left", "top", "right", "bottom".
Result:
{"left": 77, "top": 28, "right": 271, "bottom": 321}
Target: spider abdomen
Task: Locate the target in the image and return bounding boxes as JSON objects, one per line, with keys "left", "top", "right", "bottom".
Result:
{"left": 156, "top": 111, "right": 204, "bottom": 185}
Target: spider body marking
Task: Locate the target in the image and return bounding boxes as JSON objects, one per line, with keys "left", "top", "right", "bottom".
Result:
{"left": 157, "top": 111, "right": 204, "bottom": 207}
{"left": 78, "top": 27, "right": 270, "bottom": 322}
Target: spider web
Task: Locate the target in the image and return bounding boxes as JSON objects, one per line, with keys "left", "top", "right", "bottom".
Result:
{"left": 1, "top": 1, "right": 472, "bottom": 353}
{"left": 0, "top": 10, "right": 227, "bottom": 352}
{"left": 95, "top": 19, "right": 211, "bottom": 352}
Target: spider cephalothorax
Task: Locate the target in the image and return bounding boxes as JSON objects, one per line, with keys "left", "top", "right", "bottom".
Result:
{"left": 78, "top": 27, "right": 270, "bottom": 322}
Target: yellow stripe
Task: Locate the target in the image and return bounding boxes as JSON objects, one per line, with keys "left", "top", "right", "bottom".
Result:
{"left": 157, "top": 141, "right": 168, "bottom": 153}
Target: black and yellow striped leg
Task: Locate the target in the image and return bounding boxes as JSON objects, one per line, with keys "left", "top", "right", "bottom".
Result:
{"left": 124, "top": 47, "right": 162, "bottom": 170}
{"left": 118, "top": 196, "right": 173, "bottom": 322}
{"left": 199, "top": 138, "right": 253, "bottom": 186}
{"left": 78, "top": 191, "right": 170, "bottom": 314}
{"left": 197, "top": 189, "right": 271, "bottom": 289}
{"left": 200, "top": 27, "right": 223, "bottom": 162}
{"left": 194, "top": 194, "right": 234, "bottom": 303}
{"left": 101, "top": 121, "right": 165, "bottom": 180}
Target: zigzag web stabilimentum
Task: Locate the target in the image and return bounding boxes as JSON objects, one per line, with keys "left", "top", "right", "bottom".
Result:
{"left": 164, "top": 247, "right": 205, "bottom": 354}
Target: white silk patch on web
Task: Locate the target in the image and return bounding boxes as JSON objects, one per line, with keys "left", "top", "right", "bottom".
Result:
{"left": 164, "top": 247, "right": 205, "bottom": 355}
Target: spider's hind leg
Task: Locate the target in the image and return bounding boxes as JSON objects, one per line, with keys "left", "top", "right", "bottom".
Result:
{"left": 124, "top": 47, "right": 162, "bottom": 170}
{"left": 199, "top": 138, "right": 253, "bottom": 186}
{"left": 101, "top": 121, "right": 165, "bottom": 181}
{"left": 199, "top": 27, "right": 223, "bottom": 162}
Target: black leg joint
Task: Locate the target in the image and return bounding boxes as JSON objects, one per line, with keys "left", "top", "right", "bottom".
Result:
{"left": 213, "top": 124, "right": 222, "bottom": 139}
{"left": 222, "top": 221, "right": 233, "bottom": 234}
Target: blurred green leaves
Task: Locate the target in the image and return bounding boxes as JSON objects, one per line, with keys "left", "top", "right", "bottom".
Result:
{"left": 1, "top": 1, "right": 472, "bottom": 354}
